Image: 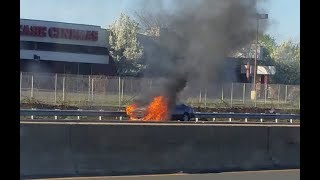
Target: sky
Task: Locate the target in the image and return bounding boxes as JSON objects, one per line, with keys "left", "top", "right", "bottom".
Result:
{"left": 20, "top": 0, "right": 300, "bottom": 44}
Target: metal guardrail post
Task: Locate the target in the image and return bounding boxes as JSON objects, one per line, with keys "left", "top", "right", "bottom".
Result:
{"left": 99, "top": 109, "right": 103, "bottom": 120}
{"left": 212, "top": 112, "right": 217, "bottom": 121}
{"left": 260, "top": 113, "right": 264, "bottom": 122}
{"left": 54, "top": 109, "right": 59, "bottom": 120}
{"left": 77, "top": 109, "right": 82, "bottom": 120}
{"left": 229, "top": 112, "right": 233, "bottom": 122}
{"left": 31, "top": 108, "right": 35, "bottom": 120}
{"left": 275, "top": 113, "right": 279, "bottom": 123}
{"left": 245, "top": 113, "right": 249, "bottom": 122}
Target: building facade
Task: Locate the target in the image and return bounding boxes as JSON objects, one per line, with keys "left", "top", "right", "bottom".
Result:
{"left": 20, "top": 19, "right": 116, "bottom": 75}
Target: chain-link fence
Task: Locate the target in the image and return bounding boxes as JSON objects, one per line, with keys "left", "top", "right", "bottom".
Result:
{"left": 20, "top": 72, "right": 300, "bottom": 109}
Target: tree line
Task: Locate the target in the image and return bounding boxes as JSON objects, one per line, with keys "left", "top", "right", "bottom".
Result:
{"left": 108, "top": 13, "right": 300, "bottom": 85}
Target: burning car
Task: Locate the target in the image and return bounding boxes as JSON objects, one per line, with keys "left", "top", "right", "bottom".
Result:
{"left": 126, "top": 96, "right": 195, "bottom": 121}
{"left": 129, "top": 103, "right": 194, "bottom": 121}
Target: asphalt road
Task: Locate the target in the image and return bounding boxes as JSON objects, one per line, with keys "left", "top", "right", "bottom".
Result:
{"left": 31, "top": 169, "right": 300, "bottom": 180}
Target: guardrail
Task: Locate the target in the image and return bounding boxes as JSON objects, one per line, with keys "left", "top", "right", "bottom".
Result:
{"left": 20, "top": 109, "right": 125, "bottom": 117}
{"left": 20, "top": 109, "right": 300, "bottom": 122}
{"left": 195, "top": 112, "right": 300, "bottom": 119}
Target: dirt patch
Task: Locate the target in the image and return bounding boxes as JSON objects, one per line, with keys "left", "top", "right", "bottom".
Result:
{"left": 20, "top": 102, "right": 121, "bottom": 111}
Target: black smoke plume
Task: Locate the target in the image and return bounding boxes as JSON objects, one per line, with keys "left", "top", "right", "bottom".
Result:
{"left": 133, "top": 0, "right": 268, "bottom": 115}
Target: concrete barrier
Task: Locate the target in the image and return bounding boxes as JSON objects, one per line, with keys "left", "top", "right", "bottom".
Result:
{"left": 70, "top": 124, "right": 270, "bottom": 176}
{"left": 20, "top": 123, "right": 76, "bottom": 178}
{"left": 20, "top": 122, "right": 300, "bottom": 178}
{"left": 268, "top": 126, "right": 300, "bottom": 168}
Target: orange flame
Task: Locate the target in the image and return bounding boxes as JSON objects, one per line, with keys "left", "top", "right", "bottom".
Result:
{"left": 125, "top": 104, "right": 138, "bottom": 120}
{"left": 125, "top": 96, "right": 169, "bottom": 121}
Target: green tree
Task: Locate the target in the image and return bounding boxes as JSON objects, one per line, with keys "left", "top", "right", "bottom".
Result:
{"left": 259, "top": 34, "right": 277, "bottom": 65}
{"left": 271, "top": 60, "right": 300, "bottom": 85}
{"left": 258, "top": 35, "right": 300, "bottom": 85}
{"left": 272, "top": 40, "right": 300, "bottom": 63}
{"left": 271, "top": 40, "right": 300, "bottom": 84}
{"left": 109, "top": 13, "right": 144, "bottom": 76}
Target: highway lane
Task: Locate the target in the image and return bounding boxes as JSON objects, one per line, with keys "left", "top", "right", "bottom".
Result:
{"left": 29, "top": 169, "right": 300, "bottom": 180}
